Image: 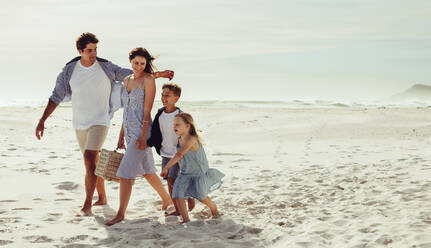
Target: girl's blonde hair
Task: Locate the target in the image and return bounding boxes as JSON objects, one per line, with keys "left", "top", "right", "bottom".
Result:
{"left": 175, "top": 112, "right": 203, "bottom": 143}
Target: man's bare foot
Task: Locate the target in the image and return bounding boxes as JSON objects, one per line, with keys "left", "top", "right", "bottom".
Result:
{"left": 164, "top": 211, "right": 180, "bottom": 216}
{"left": 77, "top": 205, "right": 92, "bottom": 217}
{"left": 187, "top": 198, "right": 195, "bottom": 211}
{"left": 93, "top": 198, "right": 107, "bottom": 206}
{"left": 162, "top": 199, "right": 173, "bottom": 210}
{"left": 105, "top": 215, "right": 124, "bottom": 226}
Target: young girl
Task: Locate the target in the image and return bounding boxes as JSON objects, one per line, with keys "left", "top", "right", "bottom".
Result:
{"left": 161, "top": 112, "right": 224, "bottom": 223}
{"left": 106, "top": 47, "right": 172, "bottom": 226}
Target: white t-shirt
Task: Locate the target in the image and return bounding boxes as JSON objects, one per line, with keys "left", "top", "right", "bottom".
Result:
{"left": 159, "top": 109, "right": 180, "bottom": 158}
{"left": 69, "top": 60, "right": 111, "bottom": 130}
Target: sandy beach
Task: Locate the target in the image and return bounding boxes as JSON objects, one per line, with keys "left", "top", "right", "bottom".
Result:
{"left": 1, "top": 102, "right": 431, "bottom": 247}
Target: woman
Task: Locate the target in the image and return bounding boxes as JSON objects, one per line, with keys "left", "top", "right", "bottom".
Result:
{"left": 106, "top": 47, "right": 172, "bottom": 226}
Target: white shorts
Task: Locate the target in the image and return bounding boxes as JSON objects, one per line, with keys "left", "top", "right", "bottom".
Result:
{"left": 75, "top": 125, "right": 109, "bottom": 153}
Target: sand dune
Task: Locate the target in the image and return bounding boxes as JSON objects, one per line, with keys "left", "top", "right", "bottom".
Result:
{"left": 0, "top": 104, "right": 431, "bottom": 247}
{"left": 388, "top": 83, "right": 431, "bottom": 102}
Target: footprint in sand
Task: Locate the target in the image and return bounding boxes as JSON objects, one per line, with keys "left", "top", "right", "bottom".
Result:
{"left": 130, "top": 218, "right": 152, "bottom": 224}
{"left": 132, "top": 232, "right": 163, "bottom": 240}
{"left": 0, "top": 240, "right": 14, "bottom": 246}
{"left": 23, "top": 235, "right": 54, "bottom": 243}
{"left": 12, "top": 208, "right": 32, "bottom": 211}
{"left": 232, "top": 159, "right": 252, "bottom": 163}
{"left": 60, "top": 235, "right": 89, "bottom": 243}
{"left": 54, "top": 181, "right": 79, "bottom": 191}
{"left": 0, "top": 217, "right": 21, "bottom": 224}
{"left": 55, "top": 198, "right": 74, "bottom": 202}
{"left": 43, "top": 213, "right": 63, "bottom": 222}
{"left": 0, "top": 200, "right": 17, "bottom": 203}
{"left": 212, "top": 152, "right": 244, "bottom": 156}
{"left": 295, "top": 241, "right": 316, "bottom": 248}
{"left": 67, "top": 217, "right": 84, "bottom": 224}
{"left": 375, "top": 235, "right": 393, "bottom": 245}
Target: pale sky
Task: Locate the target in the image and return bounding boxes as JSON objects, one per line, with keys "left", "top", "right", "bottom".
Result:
{"left": 1, "top": 0, "right": 430, "bottom": 103}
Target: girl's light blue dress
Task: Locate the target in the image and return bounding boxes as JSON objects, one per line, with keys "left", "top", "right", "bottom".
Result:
{"left": 116, "top": 86, "right": 156, "bottom": 179}
{"left": 172, "top": 142, "right": 224, "bottom": 201}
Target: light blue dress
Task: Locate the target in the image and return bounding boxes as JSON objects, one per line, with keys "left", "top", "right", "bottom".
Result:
{"left": 116, "top": 86, "right": 156, "bottom": 179}
{"left": 172, "top": 142, "right": 225, "bottom": 200}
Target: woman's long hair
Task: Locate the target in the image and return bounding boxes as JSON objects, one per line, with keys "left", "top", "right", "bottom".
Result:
{"left": 175, "top": 112, "right": 203, "bottom": 143}
{"left": 128, "top": 47, "right": 156, "bottom": 74}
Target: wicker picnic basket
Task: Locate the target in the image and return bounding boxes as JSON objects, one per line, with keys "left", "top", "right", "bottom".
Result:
{"left": 95, "top": 149, "right": 124, "bottom": 182}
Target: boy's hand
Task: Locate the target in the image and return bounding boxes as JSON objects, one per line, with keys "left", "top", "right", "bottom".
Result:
{"left": 160, "top": 168, "right": 168, "bottom": 178}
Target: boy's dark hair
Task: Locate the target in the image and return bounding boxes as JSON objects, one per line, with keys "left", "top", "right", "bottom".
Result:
{"left": 76, "top": 32, "right": 99, "bottom": 51}
{"left": 129, "top": 47, "right": 156, "bottom": 73}
{"left": 162, "top": 83, "right": 182, "bottom": 97}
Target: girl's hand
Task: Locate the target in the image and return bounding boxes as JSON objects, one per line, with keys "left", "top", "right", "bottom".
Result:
{"left": 160, "top": 168, "right": 168, "bottom": 178}
{"left": 117, "top": 136, "right": 125, "bottom": 149}
{"left": 135, "top": 137, "right": 148, "bottom": 150}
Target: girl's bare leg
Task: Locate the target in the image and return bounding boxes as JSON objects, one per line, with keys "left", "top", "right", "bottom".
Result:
{"left": 199, "top": 197, "right": 220, "bottom": 217}
{"left": 105, "top": 178, "right": 134, "bottom": 226}
{"left": 174, "top": 198, "right": 190, "bottom": 223}
{"left": 143, "top": 174, "right": 173, "bottom": 210}
{"left": 165, "top": 178, "right": 195, "bottom": 215}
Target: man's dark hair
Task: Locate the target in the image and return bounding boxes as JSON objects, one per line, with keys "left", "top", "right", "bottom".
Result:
{"left": 76, "top": 32, "right": 99, "bottom": 51}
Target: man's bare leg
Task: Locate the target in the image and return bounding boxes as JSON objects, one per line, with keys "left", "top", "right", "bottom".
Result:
{"left": 92, "top": 151, "right": 107, "bottom": 206}
{"left": 93, "top": 177, "right": 107, "bottom": 206}
{"left": 81, "top": 150, "right": 99, "bottom": 216}
{"left": 106, "top": 178, "right": 134, "bottom": 226}
{"left": 143, "top": 174, "right": 173, "bottom": 210}
{"left": 174, "top": 198, "right": 190, "bottom": 223}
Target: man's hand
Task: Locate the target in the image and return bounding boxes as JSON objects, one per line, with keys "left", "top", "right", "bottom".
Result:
{"left": 35, "top": 120, "right": 45, "bottom": 140}
{"left": 135, "top": 137, "right": 148, "bottom": 150}
{"left": 157, "top": 70, "right": 174, "bottom": 80}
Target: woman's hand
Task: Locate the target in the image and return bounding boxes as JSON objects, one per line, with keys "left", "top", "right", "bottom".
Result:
{"left": 135, "top": 137, "right": 148, "bottom": 150}
{"left": 160, "top": 168, "right": 169, "bottom": 178}
{"left": 117, "top": 136, "right": 125, "bottom": 149}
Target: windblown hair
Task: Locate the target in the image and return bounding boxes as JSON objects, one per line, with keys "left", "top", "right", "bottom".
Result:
{"left": 175, "top": 112, "right": 202, "bottom": 143}
{"left": 162, "top": 83, "right": 182, "bottom": 97}
{"left": 76, "top": 32, "right": 99, "bottom": 51}
{"left": 128, "top": 47, "right": 156, "bottom": 74}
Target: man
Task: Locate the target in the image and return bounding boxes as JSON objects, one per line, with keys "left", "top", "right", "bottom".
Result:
{"left": 35, "top": 32, "right": 174, "bottom": 216}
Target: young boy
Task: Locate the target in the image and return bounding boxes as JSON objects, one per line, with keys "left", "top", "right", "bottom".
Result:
{"left": 148, "top": 83, "right": 195, "bottom": 215}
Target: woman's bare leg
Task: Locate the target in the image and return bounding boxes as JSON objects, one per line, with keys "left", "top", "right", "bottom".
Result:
{"left": 105, "top": 178, "right": 134, "bottom": 226}
{"left": 143, "top": 174, "right": 173, "bottom": 210}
